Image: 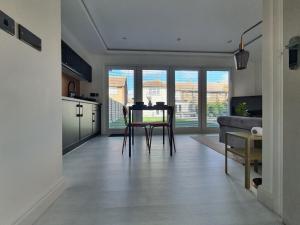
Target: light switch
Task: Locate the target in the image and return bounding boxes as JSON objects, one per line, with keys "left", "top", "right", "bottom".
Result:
{"left": 0, "top": 10, "right": 15, "bottom": 35}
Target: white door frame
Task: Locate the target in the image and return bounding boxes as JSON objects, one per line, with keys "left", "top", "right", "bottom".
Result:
{"left": 258, "top": 0, "right": 283, "bottom": 216}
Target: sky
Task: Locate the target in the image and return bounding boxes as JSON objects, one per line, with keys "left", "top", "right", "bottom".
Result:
{"left": 109, "top": 69, "right": 229, "bottom": 93}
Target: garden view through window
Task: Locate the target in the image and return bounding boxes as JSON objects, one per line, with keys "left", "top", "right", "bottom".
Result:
{"left": 206, "top": 71, "right": 229, "bottom": 127}
{"left": 108, "top": 68, "right": 229, "bottom": 130}
{"left": 142, "top": 70, "right": 167, "bottom": 122}
{"left": 108, "top": 69, "right": 134, "bottom": 129}
{"left": 175, "top": 70, "right": 199, "bottom": 127}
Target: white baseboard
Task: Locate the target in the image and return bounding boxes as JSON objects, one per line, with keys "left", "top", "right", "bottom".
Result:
{"left": 258, "top": 187, "right": 274, "bottom": 210}
{"left": 258, "top": 187, "right": 283, "bottom": 218}
{"left": 12, "top": 177, "right": 65, "bottom": 225}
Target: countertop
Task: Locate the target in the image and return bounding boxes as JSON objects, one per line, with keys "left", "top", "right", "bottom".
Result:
{"left": 62, "top": 96, "right": 100, "bottom": 105}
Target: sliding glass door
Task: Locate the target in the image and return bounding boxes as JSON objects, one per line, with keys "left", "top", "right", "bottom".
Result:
{"left": 142, "top": 69, "right": 167, "bottom": 122}
{"left": 206, "top": 71, "right": 230, "bottom": 128}
{"left": 174, "top": 70, "right": 199, "bottom": 128}
{"left": 106, "top": 67, "right": 230, "bottom": 133}
{"left": 108, "top": 69, "right": 134, "bottom": 129}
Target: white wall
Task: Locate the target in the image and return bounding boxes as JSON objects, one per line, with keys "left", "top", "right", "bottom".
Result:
{"left": 233, "top": 60, "right": 261, "bottom": 96}
{"left": 0, "top": 1, "right": 64, "bottom": 225}
{"left": 283, "top": 0, "right": 300, "bottom": 224}
{"left": 258, "top": 0, "right": 283, "bottom": 217}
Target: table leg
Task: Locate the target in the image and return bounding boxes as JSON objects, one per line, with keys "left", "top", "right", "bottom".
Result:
{"left": 129, "top": 109, "right": 132, "bottom": 158}
{"left": 245, "top": 138, "right": 251, "bottom": 189}
{"left": 170, "top": 126, "right": 173, "bottom": 157}
{"left": 225, "top": 134, "right": 228, "bottom": 174}
{"left": 163, "top": 110, "right": 165, "bottom": 145}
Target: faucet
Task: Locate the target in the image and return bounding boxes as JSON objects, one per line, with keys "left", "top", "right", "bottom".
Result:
{"left": 68, "top": 80, "right": 76, "bottom": 97}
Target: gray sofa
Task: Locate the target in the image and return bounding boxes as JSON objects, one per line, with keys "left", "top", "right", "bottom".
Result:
{"left": 217, "top": 116, "right": 262, "bottom": 148}
{"left": 217, "top": 95, "right": 263, "bottom": 148}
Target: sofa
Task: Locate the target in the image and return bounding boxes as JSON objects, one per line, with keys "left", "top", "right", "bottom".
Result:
{"left": 217, "top": 96, "right": 262, "bottom": 148}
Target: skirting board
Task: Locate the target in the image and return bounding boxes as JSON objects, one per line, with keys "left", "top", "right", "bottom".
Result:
{"left": 258, "top": 187, "right": 282, "bottom": 218}
{"left": 11, "top": 177, "right": 65, "bottom": 225}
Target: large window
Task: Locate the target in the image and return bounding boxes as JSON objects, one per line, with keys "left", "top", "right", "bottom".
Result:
{"left": 108, "top": 69, "right": 134, "bottom": 129}
{"left": 107, "top": 67, "right": 230, "bottom": 132}
{"left": 206, "top": 71, "right": 229, "bottom": 128}
{"left": 175, "top": 70, "right": 199, "bottom": 127}
{"left": 142, "top": 70, "right": 167, "bottom": 122}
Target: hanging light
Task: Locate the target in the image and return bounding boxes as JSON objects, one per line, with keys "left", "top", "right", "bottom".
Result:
{"left": 234, "top": 21, "right": 263, "bottom": 70}
{"left": 234, "top": 37, "right": 250, "bottom": 70}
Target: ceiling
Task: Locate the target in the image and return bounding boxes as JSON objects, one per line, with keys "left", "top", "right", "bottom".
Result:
{"left": 61, "top": 0, "right": 262, "bottom": 55}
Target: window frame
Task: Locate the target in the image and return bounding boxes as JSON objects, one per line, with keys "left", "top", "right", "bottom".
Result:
{"left": 104, "top": 65, "right": 232, "bottom": 135}
{"left": 202, "top": 67, "right": 232, "bottom": 132}
{"left": 105, "top": 66, "right": 138, "bottom": 133}
{"left": 173, "top": 68, "right": 201, "bottom": 131}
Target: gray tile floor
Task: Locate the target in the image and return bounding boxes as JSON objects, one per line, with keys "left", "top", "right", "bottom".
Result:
{"left": 34, "top": 135, "right": 282, "bottom": 225}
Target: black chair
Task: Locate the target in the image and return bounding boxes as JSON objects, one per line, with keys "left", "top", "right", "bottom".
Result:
{"left": 148, "top": 106, "right": 176, "bottom": 155}
{"left": 122, "top": 106, "right": 150, "bottom": 154}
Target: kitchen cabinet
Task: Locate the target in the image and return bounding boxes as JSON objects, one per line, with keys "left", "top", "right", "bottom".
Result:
{"left": 92, "top": 105, "right": 101, "bottom": 134}
{"left": 61, "top": 41, "right": 92, "bottom": 82}
{"left": 62, "top": 100, "right": 80, "bottom": 152}
{"left": 62, "top": 97, "right": 100, "bottom": 154}
{"left": 80, "top": 102, "right": 93, "bottom": 140}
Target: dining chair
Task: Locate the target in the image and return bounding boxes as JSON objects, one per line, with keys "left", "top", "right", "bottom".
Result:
{"left": 122, "top": 106, "right": 150, "bottom": 154}
{"left": 148, "top": 106, "right": 176, "bottom": 153}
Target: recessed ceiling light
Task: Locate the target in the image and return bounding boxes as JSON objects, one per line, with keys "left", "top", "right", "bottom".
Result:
{"left": 122, "top": 37, "right": 127, "bottom": 40}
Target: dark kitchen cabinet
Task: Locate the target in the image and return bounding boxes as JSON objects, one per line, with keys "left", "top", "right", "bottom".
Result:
{"left": 80, "top": 103, "right": 93, "bottom": 140}
{"left": 62, "top": 98, "right": 100, "bottom": 155}
{"left": 62, "top": 100, "right": 80, "bottom": 153}
{"left": 61, "top": 41, "right": 92, "bottom": 82}
{"left": 92, "top": 105, "right": 101, "bottom": 134}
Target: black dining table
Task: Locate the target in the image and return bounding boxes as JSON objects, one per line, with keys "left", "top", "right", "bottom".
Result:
{"left": 128, "top": 104, "right": 173, "bottom": 157}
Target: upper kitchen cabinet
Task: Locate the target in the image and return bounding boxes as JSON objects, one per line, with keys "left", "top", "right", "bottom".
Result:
{"left": 61, "top": 41, "right": 92, "bottom": 82}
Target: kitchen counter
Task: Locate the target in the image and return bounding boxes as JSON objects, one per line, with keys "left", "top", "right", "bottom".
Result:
{"left": 62, "top": 96, "right": 100, "bottom": 105}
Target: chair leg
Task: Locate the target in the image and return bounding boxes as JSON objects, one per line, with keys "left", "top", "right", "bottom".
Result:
{"left": 149, "top": 126, "right": 154, "bottom": 149}
{"left": 172, "top": 129, "right": 176, "bottom": 152}
{"left": 167, "top": 126, "right": 171, "bottom": 146}
{"left": 122, "top": 127, "right": 128, "bottom": 154}
{"left": 167, "top": 127, "right": 172, "bottom": 152}
{"left": 144, "top": 127, "right": 151, "bottom": 154}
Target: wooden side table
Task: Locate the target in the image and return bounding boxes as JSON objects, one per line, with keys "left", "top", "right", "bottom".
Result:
{"left": 225, "top": 132, "right": 262, "bottom": 189}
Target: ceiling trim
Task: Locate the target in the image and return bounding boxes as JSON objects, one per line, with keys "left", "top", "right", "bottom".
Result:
{"left": 80, "top": 0, "right": 109, "bottom": 50}
{"left": 80, "top": 0, "right": 262, "bottom": 55}
{"left": 105, "top": 49, "right": 233, "bottom": 57}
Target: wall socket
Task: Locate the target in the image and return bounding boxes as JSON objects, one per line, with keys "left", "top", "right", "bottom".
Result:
{"left": 0, "top": 10, "right": 15, "bottom": 35}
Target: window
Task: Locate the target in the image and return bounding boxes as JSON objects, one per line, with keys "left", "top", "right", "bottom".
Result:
{"left": 108, "top": 69, "right": 134, "bottom": 129}
{"left": 106, "top": 67, "right": 230, "bottom": 132}
{"left": 175, "top": 70, "right": 199, "bottom": 127}
{"left": 206, "top": 71, "right": 229, "bottom": 128}
{"left": 142, "top": 70, "right": 167, "bottom": 122}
